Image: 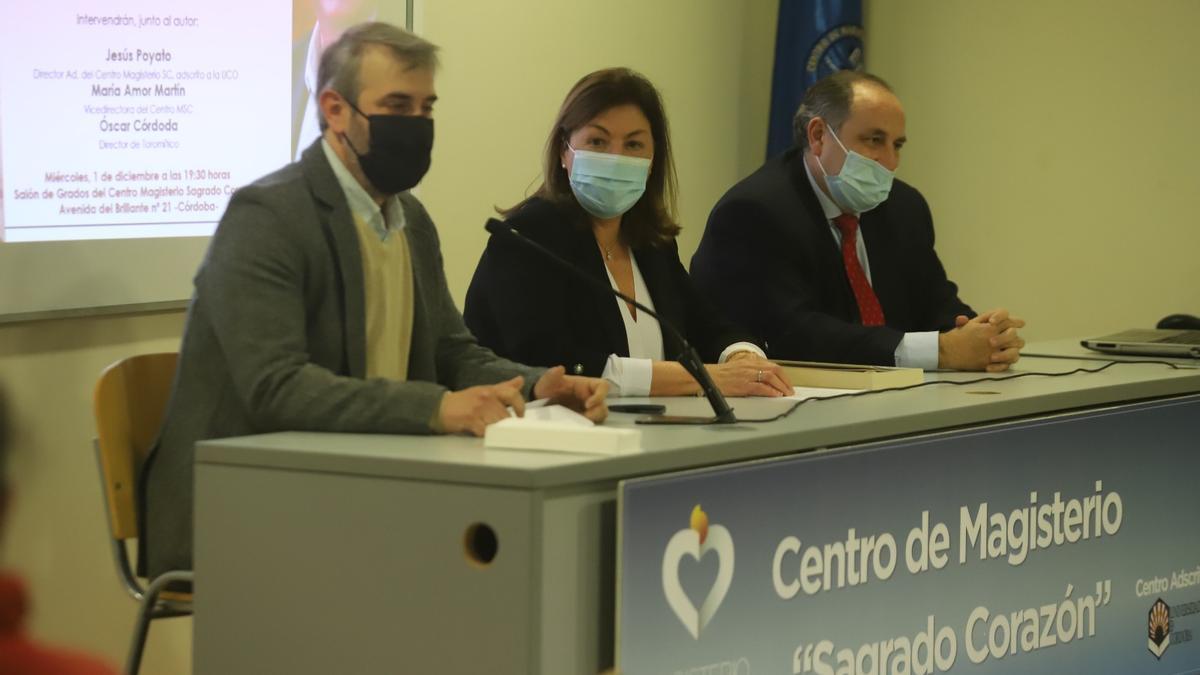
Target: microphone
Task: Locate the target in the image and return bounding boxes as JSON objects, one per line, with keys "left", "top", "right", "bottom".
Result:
{"left": 484, "top": 218, "right": 736, "bottom": 424}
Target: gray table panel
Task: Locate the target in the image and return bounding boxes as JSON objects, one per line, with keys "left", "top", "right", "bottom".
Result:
{"left": 197, "top": 356, "right": 1200, "bottom": 490}
{"left": 193, "top": 349, "right": 1200, "bottom": 675}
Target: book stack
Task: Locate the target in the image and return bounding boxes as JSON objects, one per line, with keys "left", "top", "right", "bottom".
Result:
{"left": 772, "top": 360, "right": 924, "bottom": 390}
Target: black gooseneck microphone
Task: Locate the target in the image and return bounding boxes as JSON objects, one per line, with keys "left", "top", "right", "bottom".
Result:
{"left": 484, "top": 218, "right": 737, "bottom": 424}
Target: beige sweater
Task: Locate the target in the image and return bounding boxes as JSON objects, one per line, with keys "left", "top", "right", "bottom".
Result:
{"left": 352, "top": 211, "right": 414, "bottom": 380}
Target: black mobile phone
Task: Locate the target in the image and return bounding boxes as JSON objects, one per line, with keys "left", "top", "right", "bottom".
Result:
{"left": 609, "top": 403, "right": 667, "bottom": 415}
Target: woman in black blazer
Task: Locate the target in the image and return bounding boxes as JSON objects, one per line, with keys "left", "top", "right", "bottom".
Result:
{"left": 464, "top": 68, "right": 790, "bottom": 397}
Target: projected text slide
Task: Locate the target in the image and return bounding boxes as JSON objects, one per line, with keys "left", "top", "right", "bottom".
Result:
{"left": 0, "top": 1, "right": 290, "bottom": 242}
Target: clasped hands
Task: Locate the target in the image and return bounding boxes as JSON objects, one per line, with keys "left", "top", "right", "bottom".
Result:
{"left": 938, "top": 308, "right": 1026, "bottom": 372}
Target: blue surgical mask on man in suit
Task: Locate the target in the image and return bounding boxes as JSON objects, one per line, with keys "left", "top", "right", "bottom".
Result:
{"left": 815, "top": 123, "right": 895, "bottom": 214}
{"left": 566, "top": 146, "right": 651, "bottom": 219}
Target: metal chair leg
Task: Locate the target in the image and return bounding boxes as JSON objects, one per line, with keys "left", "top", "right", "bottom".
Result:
{"left": 125, "top": 570, "right": 194, "bottom": 675}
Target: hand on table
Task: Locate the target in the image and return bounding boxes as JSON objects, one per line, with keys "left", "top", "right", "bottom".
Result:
{"left": 438, "top": 375, "right": 527, "bottom": 436}
{"left": 532, "top": 366, "right": 609, "bottom": 423}
{"left": 707, "top": 354, "right": 792, "bottom": 397}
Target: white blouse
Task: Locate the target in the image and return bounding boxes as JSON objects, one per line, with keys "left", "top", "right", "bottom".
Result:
{"left": 598, "top": 253, "right": 763, "bottom": 396}
{"left": 599, "top": 255, "right": 663, "bottom": 396}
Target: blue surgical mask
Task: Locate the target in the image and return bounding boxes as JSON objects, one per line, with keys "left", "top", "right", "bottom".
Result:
{"left": 566, "top": 146, "right": 651, "bottom": 219}
{"left": 815, "top": 124, "right": 895, "bottom": 214}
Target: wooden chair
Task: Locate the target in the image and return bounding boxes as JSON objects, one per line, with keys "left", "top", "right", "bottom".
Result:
{"left": 93, "top": 353, "right": 192, "bottom": 675}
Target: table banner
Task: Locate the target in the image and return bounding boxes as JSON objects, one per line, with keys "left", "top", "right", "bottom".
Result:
{"left": 617, "top": 395, "right": 1200, "bottom": 674}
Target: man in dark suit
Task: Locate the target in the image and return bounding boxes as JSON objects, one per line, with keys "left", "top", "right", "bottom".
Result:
{"left": 691, "top": 71, "right": 1024, "bottom": 370}
{"left": 143, "top": 22, "right": 607, "bottom": 577}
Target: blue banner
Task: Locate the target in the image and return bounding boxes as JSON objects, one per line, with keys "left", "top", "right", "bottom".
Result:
{"left": 766, "top": 0, "right": 864, "bottom": 158}
{"left": 617, "top": 396, "right": 1200, "bottom": 674}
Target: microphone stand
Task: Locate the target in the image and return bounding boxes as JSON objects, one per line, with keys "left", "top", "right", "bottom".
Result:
{"left": 485, "top": 219, "right": 737, "bottom": 424}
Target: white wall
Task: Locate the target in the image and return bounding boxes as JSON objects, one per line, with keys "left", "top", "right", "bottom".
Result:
{"left": 864, "top": 0, "right": 1200, "bottom": 339}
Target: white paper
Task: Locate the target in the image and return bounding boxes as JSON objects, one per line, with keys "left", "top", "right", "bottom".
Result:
{"left": 505, "top": 400, "right": 594, "bottom": 427}
{"left": 484, "top": 415, "right": 640, "bottom": 455}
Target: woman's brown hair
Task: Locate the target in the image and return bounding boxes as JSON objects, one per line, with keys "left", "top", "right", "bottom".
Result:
{"left": 505, "top": 67, "right": 680, "bottom": 248}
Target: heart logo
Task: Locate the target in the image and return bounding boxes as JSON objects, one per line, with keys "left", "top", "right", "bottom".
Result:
{"left": 661, "top": 506, "right": 734, "bottom": 639}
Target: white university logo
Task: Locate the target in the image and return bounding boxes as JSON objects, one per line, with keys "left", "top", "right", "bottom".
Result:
{"left": 662, "top": 505, "right": 735, "bottom": 639}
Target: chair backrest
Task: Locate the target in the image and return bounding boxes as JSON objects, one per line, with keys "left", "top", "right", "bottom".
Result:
{"left": 93, "top": 353, "right": 178, "bottom": 542}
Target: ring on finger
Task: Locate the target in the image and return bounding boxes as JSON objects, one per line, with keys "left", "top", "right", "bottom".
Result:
{"left": 755, "top": 369, "right": 763, "bottom": 383}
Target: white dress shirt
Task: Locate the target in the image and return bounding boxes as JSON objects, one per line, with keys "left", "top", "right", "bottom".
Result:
{"left": 802, "top": 160, "right": 939, "bottom": 369}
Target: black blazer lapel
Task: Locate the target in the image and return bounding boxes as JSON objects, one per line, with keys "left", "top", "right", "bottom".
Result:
{"left": 786, "top": 153, "right": 863, "bottom": 323}
{"left": 786, "top": 153, "right": 841, "bottom": 256}
{"left": 859, "top": 212, "right": 905, "bottom": 328}
{"left": 401, "top": 199, "right": 435, "bottom": 381}
{"left": 571, "top": 228, "right": 630, "bottom": 357}
{"left": 301, "top": 140, "right": 367, "bottom": 378}
{"left": 634, "top": 247, "right": 684, "bottom": 358}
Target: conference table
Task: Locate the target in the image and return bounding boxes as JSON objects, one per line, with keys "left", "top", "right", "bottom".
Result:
{"left": 191, "top": 344, "right": 1200, "bottom": 674}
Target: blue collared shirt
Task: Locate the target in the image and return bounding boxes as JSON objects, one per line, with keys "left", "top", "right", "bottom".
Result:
{"left": 321, "top": 138, "right": 407, "bottom": 241}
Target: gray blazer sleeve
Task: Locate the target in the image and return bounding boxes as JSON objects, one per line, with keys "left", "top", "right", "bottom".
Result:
{"left": 401, "top": 196, "right": 546, "bottom": 398}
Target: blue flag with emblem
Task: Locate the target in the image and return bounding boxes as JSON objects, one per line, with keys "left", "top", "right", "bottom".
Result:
{"left": 766, "top": 0, "right": 864, "bottom": 159}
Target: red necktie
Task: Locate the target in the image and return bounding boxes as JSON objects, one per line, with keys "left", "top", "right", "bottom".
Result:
{"left": 833, "top": 214, "right": 886, "bottom": 326}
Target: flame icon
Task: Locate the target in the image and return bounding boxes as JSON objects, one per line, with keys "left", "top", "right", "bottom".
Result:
{"left": 690, "top": 504, "right": 709, "bottom": 545}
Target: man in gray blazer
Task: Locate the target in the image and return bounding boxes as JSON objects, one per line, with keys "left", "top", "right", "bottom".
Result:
{"left": 142, "top": 23, "right": 608, "bottom": 577}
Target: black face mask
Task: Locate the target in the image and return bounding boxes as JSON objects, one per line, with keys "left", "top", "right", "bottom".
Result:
{"left": 342, "top": 101, "right": 434, "bottom": 194}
